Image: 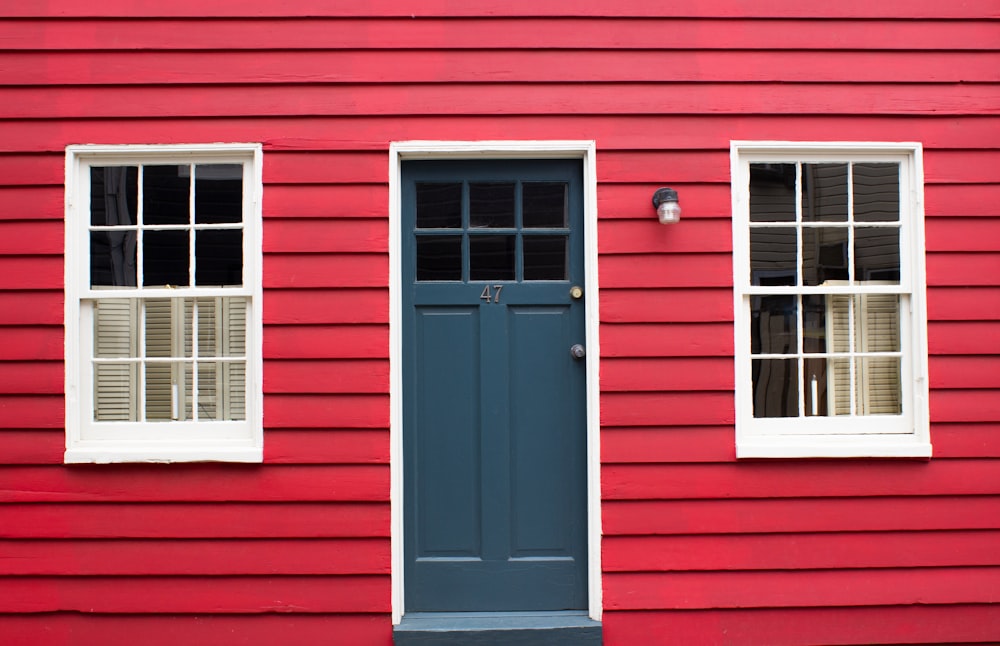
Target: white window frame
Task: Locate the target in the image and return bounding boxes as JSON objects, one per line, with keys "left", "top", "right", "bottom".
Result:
{"left": 64, "top": 143, "right": 264, "bottom": 463}
{"left": 731, "top": 141, "right": 930, "bottom": 458}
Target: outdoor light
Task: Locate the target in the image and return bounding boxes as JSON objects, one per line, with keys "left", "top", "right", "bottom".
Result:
{"left": 652, "top": 187, "right": 681, "bottom": 224}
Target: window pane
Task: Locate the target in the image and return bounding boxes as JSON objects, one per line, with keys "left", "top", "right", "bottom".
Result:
{"left": 90, "top": 166, "right": 138, "bottom": 227}
{"left": 751, "top": 295, "right": 797, "bottom": 354}
{"left": 90, "top": 230, "right": 137, "bottom": 288}
{"left": 858, "top": 294, "right": 900, "bottom": 353}
{"left": 523, "top": 235, "right": 567, "bottom": 280}
{"left": 195, "top": 164, "right": 243, "bottom": 224}
{"left": 802, "top": 226, "right": 848, "bottom": 286}
{"left": 197, "top": 361, "right": 246, "bottom": 421}
{"left": 195, "top": 229, "right": 243, "bottom": 286}
{"left": 143, "top": 165, "right": 190, "bottom": 225}
{"left": 803, "top": 358, "right": 828, "bottom": 417}
{"left": 523, "top": 182, "right": 567, "bottom": 228}
{"left": 828, "top": 295, "right": 852, "bottom": 353}
{"left": 752, "top": 358, "right": 799, "bottom": 418}
{"left": 855, "top": 227, "right": 900, "bottom": 283}
{"left": 853, "top": 163, "right": 900, "bottom": 222}
{"left": 144, "top": 230, "right": 189, "bottom": 286}
{"left": 145, "top": 361, "right": 189, "bottom": 421}
{"left": 416, "top": 182, "right": 462, "bottom": 229}
{"left": 416, "top": 235, "right": 462, "bottom": 281}
{"left": 857, "top": 357, "right": 902, "bottom": 415}
{"left": 750, "top": 227, "right": 796, "bottom": 286}
{"left": 802, "top": 294, "right": 828, "bottom": 353}
{"left": 749, "top": 164, "right": 796, "bottom": 222}
{"left": 802, "top": 163, "right": 848, "bottom": 222}
{"left": 95, "top": 299, "right": 138, "bottom": 358}
{"left": 827, "top": 357, "right": 852, "bottom": 416}
{"left": 144, "top": 298, "right": 175, "bottom": 358}
{"left": 94, "top": 363, "right": 137, "bottom": 422}
{"left": 470, "top": 235, "right": 515, "bottom": 281}
{"left": 470, "top": 183, "right": 515, "bottom": 228}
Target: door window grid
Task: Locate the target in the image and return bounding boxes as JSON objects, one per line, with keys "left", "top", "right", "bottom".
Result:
{"left": 415, "top": 181, "right": 569, "bottom": 282}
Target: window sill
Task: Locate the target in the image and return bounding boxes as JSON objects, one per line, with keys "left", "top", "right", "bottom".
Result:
{"left": 65, "top": 441, "right": 262, "bottom": 464}
{"left": 737, "top": 435, "right": 932, "bottom": 459}
{"left": 393, "top": 612, "right": 602, "bottom": 645}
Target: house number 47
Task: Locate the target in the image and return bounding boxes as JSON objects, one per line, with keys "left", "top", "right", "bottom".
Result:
{"left": 480, "top": 285, "right": 504, "bottom": 304}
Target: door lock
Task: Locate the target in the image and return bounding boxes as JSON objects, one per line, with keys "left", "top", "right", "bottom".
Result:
{"left": 569, "top": 285, "right": 583, "bottom": 300}
{"left": 570, "top": 344, "right": 586, "bottom": 359}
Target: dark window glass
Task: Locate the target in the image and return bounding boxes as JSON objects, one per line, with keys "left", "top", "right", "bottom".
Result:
{"left": 752, "top": 358, "right": 799, "bottom": 418}
{"left": 470, "top": 235, "right": 515, "bottom": 281}
{"left": 750, "top": 227, "right": 796, "bottom": 285}
{"left": 802, "top": 163, "right": 848, "bottom": 222}
{"left": 853, "top": 163, "right": 900, "bottom": 222}
{"left": 417, "top": 235, "right": 462, "bottom": 281}
{"left": 803, "top": 226, "right": 849, "bottom": 285}
{"left": 143, "top": 165, "right": 190, "bottom": 225}
{"left": 801, "top": 294, "right": 828, "bottom": 354}
{"left": 749, "top": 164, "right": 795, "bottom": 222}
{"left": 416, "top": 182, "right": 462, "bottom": 229}
{"left": 90, "top": 166, "right": 138, "bottom": 226}
{"left": 523, "top": 182, "right": 567, "bottom": 228}
{"left": 195, "top": 230, "right": 243, "bottom": 286}
{"left": 195, "top": 164, "right": 243, "bottom": 224}
{"left": 144, "top": 230, "right": 189, "bottom": 286}
{"left": 855, "top": 227, "right": 900, "bottom": 283}
{"left": 470, "top": 183, "right": 515, "bottom": 229}
{"left": 523, "top": 236, "right": 567, "bottom": 280}
{"left": 751, "top": 295, "right": 797, "bottom": 354}
{"left": 90, "top": 230, "right": 137, "bottom": 288}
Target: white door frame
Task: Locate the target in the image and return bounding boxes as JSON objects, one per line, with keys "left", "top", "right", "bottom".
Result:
{"left": 388, "top": 141, "right": 602, "bottom": 623}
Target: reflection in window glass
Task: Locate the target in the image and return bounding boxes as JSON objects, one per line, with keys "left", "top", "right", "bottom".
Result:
{"left": 853, "top": 163, "right": 900, "bottom": 222}
{"left": 855, "top": 227, "right": 900, "bottom": 283}
{"left": 750, "top": 228, "right": 797, "bottom": 286}
{"left": 802, "top": 226, "right": 848, "bottom": 285}
{"left": 802, "top": 163, "right": 848, "bottom": 222}
{"left": 750, "top": 295, "right": 797, "bottom": 354}
{"left": 749, "top": 164, "right": 796, "bottom": 222}
{"left": 752, "top": 358, "right": 798, "bottom": 418}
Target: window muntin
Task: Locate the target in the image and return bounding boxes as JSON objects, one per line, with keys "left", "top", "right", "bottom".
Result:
{"left": 732, "top": 143, "right": 929, "bottom": 458}
{"left": 66, "top": 145, "right": 262, "bottom": 463}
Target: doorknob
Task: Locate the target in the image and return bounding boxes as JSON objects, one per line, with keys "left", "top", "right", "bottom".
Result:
{"left": 570, "top": 344, "right": 586, "bottom": 359}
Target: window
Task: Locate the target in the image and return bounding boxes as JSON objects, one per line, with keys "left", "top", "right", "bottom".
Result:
{"left": 65, "top": 144, "right": 262, "bottom": 463}
{"left": 731, "top": 142, "right": 930, "bottom": 458}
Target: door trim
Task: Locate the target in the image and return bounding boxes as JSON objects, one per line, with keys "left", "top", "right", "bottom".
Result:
{"left": 388, "top": 141, "right": 602, "bottom": 624}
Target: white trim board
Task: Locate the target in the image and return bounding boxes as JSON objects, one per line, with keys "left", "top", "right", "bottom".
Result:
{"left": 388, "top": 141, "right": 602, "bottom": 624}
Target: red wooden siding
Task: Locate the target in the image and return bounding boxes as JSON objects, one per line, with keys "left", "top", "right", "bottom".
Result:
{"left": 1, "top": 2, "right": 998, "bottom": 644}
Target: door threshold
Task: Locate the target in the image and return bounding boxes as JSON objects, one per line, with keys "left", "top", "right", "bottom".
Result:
{"left": 393, "top": 611, "right": 602, "bottom": 645}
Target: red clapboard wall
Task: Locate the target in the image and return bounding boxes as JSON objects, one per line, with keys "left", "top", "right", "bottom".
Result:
{"left": 1, "top": 1, "right": 999, "bottom": 644}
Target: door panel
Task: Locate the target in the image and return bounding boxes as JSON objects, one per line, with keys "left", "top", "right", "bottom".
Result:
{"left": 403, "top": 159, "right": 587, "bottom": 613}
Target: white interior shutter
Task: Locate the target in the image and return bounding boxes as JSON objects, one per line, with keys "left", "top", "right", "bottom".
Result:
{"left": 94, "top": 299, "right": 138, "bottom": 421}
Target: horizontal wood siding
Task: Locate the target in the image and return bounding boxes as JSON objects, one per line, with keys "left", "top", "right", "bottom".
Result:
{"left": 0, "top": 2, "right": 997, "bottom": 644}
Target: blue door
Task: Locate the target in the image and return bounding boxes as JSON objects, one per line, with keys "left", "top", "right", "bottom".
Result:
{"left": 402, "top": 159, "right": 588, "bottom": 612}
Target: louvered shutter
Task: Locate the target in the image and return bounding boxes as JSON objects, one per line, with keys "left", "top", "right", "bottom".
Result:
{"left": 94, "top": 299, "right": 138, "bottom": 421}
{"left": 144, "top": 298, "right": 176, "bottom": 421}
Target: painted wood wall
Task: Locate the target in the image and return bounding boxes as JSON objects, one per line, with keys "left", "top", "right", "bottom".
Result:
{"left": 1, "top": 1, "right": 999, "bottom": 643}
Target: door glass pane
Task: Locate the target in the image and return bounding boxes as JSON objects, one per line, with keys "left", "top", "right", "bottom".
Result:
{"left": 751, "top": 295, "right": 797, "bottom": 354}
{"left": 417, "top": 235, "right": 462, "bottom": 281}
{"left": 750, "top": 228, "right": 796, "bottom": 286}
{"left": 143, "top": 165, "right": 190, "bottom": 225}
{"left": 144, "top": 230, "right": 189, "bottom": 287}
{"left": 853, "top": 163, "right": 900, "bottom": 222}
{"left": 523, "top": 182, "right": 567, "bottom": 228}
{"left": 470, "top": 235, "right": 515, "bottom": 281}
{"left": 470, "top": 183, "right": 515, "bottom": 229}
{"left": 523, "top": 235, "right": 567, "bottom": 280}
{"left": 749, "top": 164, "right": 795, "bottom": 222}
{"left": 802, "top": 163, "right": 848, "bottom": 222}
{"left": 803, "top": 226, "right": 848, "bottom": 285}
{"left": 416, "top": 182, "right": 462, "bottom": 229}
{"left": 195, "top": 229, "right": 243, "bottom": 286}
{"left": 194, "top": 164, "right": 243, "bottom": 224}
{"left": 855, "top": 227, "right": 900, "bottom": 283}
{"left": 752, "top": 358, "right": 799, "bottom": 417}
